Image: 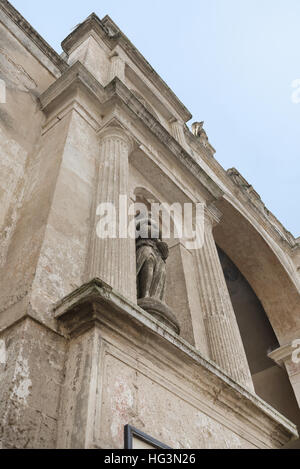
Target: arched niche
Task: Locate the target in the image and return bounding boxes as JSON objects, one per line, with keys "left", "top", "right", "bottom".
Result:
{"left": 214, "top": 197, "right": 300, "bottom": 345}
{"left": 132, "top": 186, "right": 204, "bottom": 349}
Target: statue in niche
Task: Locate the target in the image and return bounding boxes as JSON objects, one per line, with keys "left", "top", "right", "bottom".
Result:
{"left": 135, "top": 214, "right": 180, "bottom": 335}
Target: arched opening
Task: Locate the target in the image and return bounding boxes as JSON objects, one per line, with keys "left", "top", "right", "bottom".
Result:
{"left": 213, "top": 197, "right": 300, "bottom": 440}
{"left": 214, "top": 197, "right": 300, "bottom": 345}
{"left": 218, "top": 246, "right": 300, "bottom": 426}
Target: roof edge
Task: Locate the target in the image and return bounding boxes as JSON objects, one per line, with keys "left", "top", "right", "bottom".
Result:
{"left": 62, "top": 12, "right": 193, "bottom": 123}
{"left": 0, "top": 0, "right": 68, "bottom": 74}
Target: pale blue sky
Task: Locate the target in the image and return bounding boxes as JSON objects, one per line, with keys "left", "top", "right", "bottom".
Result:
{"left": 11, "top": 0, "right": 300, "bottom": 235}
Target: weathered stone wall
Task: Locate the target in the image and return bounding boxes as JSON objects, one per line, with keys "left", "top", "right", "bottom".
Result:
{"left": 0, "top": 2, "right": 299, "bottom": 449}
{"left": 29, "top": 110, "right": 99, "bottom": 324}
{"left": 0, "top": 8, "right": 61, "bottom": 325}
{"left": 0, "top": 318, "right": 66, "bottom": 449}
{"left": 54, "top": 282, "right": 297, "bottom": 449}
{"left": 99, "top": 346, "right": 256, "bottom": 449}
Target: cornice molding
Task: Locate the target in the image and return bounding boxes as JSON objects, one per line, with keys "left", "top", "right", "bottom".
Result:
{"left": 61, "top": 13, "right": 192, "bottom": 123}
{"left": 3, "top": 1, "right": 296, "bottom": 261}
{"left": 227, "top": 167, "right": 298, "bottom": 251}
{"left": 39, "top": 61, "right": 106, "bottom": 112}
{"left": 61, "top": 13, "right": 111, "bottom": 55}
{"left": 106, "top": 78, "right": 224, "bottom": 201}
{"left": 54, "top": 278, "right": 298, "bottom": 448}
{"left": 0, "top": 0, "right": 68, "bottom": 75}
{"left": 268, "top": 343, "right": 295, "bottom": 366}
{"left": 183, "top": 129, "right": 299, "bottom": 258}
{"left": 39, "top": 61, "right": 223, "bottom": 201}
{"left": 183, "top": 122, "right": 299, "bottom": 259}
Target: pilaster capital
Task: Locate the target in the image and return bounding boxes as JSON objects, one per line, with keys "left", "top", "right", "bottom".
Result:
{"left": 108, "top": 47, "right": 125, "bottom": 82}
{"left": 98, "top": 122, "right": 135, "bottom": 153}
{"left": 268, "top": 341, "right": 300, "bottom": 370}
{"left": 269, "top": 342, "right": 300, "bottom": 408}
{"left": 204, "top": 203, "right": 223, "bottom": 229}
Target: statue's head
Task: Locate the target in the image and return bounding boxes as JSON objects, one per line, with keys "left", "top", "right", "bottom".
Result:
{"left": 135, "top": 213, "right": 160, "bottom": 240}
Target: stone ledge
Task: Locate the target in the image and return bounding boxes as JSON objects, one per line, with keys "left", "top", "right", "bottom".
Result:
{"left": 269, "top": 344, "right": 295, "bottom": 366}
{"left": 54, "top": 278, "right": 298, "bottom": 448}
{"left": 39, "top": 61, "right": 223, "bottom": 202}
{"left": 61, "top": 12, "right": 192, "bottom": 123}
{"left": 0, "top": 0, "right": 68, "bottom": 76}
{"left": 227, "top": 168, "right": 298, "bottom": 250}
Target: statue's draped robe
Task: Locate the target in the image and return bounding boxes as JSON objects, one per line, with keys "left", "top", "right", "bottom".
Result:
{"left": 136, "top": 240, "right": 167, "bottom": 300}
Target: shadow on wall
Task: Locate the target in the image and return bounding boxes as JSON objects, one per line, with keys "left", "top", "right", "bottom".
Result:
{"left": 217, "top": 246, "right": 300, "bottom": 440}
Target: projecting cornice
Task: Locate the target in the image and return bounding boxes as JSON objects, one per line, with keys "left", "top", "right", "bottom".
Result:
{"left": 53, "top": 278, "right": 298, "bottom": 448}
{"left": 226, "top": 167, "right": 299, "bottom": 251}
{"left": 61, "top": 12, "right": 192, "bottom": 123}
{"left": 0, "top": 0, "right": 68, "bottom": 76}
{"left": 39, "top": 61, "right": 223, "bottom": 201}
{"left": 39, "top": 61, "right": 107, "bottom": 112}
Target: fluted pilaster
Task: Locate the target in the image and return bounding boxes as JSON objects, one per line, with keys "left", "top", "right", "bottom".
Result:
{"left": 195, "top": 208, "right": 254, "bottom": 391}
{"left": 109, "top": 52, "right": 125, "bottom": 83}
{"left": 170, "top": 120, "right": 187, "bottom": 148}
{"left": 86, "top": 126, "right": 136, "bottom": 302}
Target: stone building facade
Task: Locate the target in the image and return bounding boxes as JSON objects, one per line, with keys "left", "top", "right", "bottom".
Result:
{"left": 0, "top": 0, "right": 300, "bottom": 449}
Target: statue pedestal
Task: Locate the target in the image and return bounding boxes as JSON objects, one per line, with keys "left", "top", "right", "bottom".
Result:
{"left": 138, "top": 297, "right": 180, "bottom": 334}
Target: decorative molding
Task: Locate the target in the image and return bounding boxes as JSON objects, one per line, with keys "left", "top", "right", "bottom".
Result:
{"left": 183, "top": 123, "right": 299, "bottom": 259}
{"left": 39, "top": 61, "right": 223, "bottom": 201}
{"left": 106, "top": 79, "right": 224, "bottom": 200}
{"left": 54, "top": 278, "right": 298, "bottom": 447}
{"left": 130, "top": 88, "right": 161, "bottom": 122}
{"left": 0, "top": 0, "right": 67, "bottom": 76}
{"left": 125, "top": 64, "right": 175, "bottom": 123}
{"left": 41, "top": 100, "right": 101, "bottom": 135}
{"left": 268, "top": 343, "right": 294, "bottom": 366}
{"left": 227, "top": 168, "right": 298, "bottom": 251}
{"left": 38, "top": 61, "right": 106, "bottom": 113}
{"left": 61, "top": 12, "right": 192, "bottom": 123}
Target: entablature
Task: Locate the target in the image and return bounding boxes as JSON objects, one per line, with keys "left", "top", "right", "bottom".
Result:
{"left": 0, "top": 0, "right": 67, "bottom": 79}
{"left": 61, "top": 13, "right": 192, "bottom": 129}
{"left": 39, "top": 61, "right": 223, "bottom": 204}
